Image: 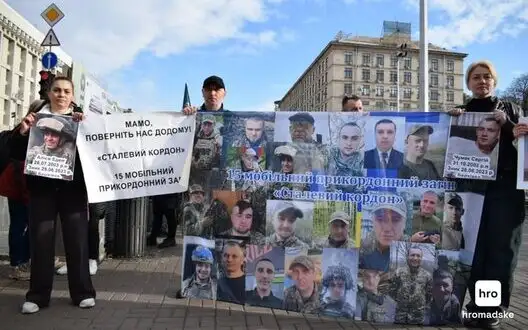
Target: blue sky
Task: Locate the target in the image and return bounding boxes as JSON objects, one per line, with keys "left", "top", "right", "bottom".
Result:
{"left": 7, "top": 0, "right": 528, "bottom": 112}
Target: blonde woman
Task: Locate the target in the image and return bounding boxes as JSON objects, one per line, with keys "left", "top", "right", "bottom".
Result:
{"left": 448, "top": 61, "right": 524, "bottom": 329}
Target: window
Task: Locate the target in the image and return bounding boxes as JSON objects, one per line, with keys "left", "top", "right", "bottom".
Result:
{"left": 430, "top": 89, "right": 439, "bottom": 101}
{"left": 404, "top": 103, "right": 411, "bottom": 109}
{"left": 362, "top": 53, "right": 371, "bottom": 66}
{"left": 344, "top": 67, "right": 353, "bottom": 79}
{"left": 447, "top": 60, "right": 454, "bottom": 72}
{"left": 391, "top": 56, "right": 398, "bottom": 67}
{"left": 376, "top": 70, "right": 384, "bottom": 82}
{"left": 345, "top": 53, "right": 353, "bottom": 64}
{"left": 390, "top": 71, "right": 397, "bottom": 83}
{"left": 344, "top": 83, "right": 352, "bottom": 95}
{"left": 404, "top": 58, "right": 411, "bottom": 69}
{"left": 447, "top": 91, "right": 454, "bottom": 102}
{"left": 403, "top": 88, "right": 412, "bottom": 99}
{"left": 390, "top": 87, "right": 397, "bottom": 98}
{"left": 376, "top": 54, "right": 384, "bottom": 67}
{"left": 361, "top": 85, "right": 370, "bottom": 96}
{"left": 362, "top": 69, "right": 370, "bottom": 81}
{"left": 375, "top": 101, "right": 384, "bottom": 109}
{"left": 447, "top": 75, "right": 454, "bottom": 88}
{"left": 376, "top": 85, "right": 384, "bottom": 97}
{"left": 404, "top": 72, "right": 412, "bottom": 84}
{"left": 430, "top": 74, "right": 438, "bottom": 87}
{"left": 389, "top": 102, "right": 397, "bottom": 110}
{"left": 431, "top": 59, "right": 439, "bottom": 71}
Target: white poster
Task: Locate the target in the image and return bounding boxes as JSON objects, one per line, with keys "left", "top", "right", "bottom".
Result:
{"left": 516, "top": 117, "right": 528, "bottom": 189}
{"left": 76, "top": 112, "right": 196, "bottom": 203}
{"left": 443, "top": 112, "right": 500, "bottom": 180}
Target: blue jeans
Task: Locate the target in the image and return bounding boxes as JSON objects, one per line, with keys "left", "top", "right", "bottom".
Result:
{"left": 8, "top": 198, "right": 30, "bottom": 266}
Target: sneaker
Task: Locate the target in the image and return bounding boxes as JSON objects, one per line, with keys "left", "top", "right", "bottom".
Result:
{"left": 480, "top": 317, "right": 501, "bottom": 329}
{"left": 79, "top": 298, "right": 95, "bottom": 309}
{"left": 158, "top": 238, "right": 176, "bottom": 249}
{"left": 89, "top": 259, "right": 98, "bottom": 275}
{"left": 56, "top": 264, "right": 68, "bottom": 275}
{"left": 21, "top": 302, "right": 39, "bottom": 314}
{"left": 54, "top": 257, "right": 65, "bottom": 269}
{"left": 9, "top": 263, "right": 31, "bottom": 281}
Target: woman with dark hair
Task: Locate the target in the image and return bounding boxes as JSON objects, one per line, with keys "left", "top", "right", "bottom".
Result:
{"left": 448, "top": 60, "right": 524, "bottom": 329}
{"left": 9, "top": 76, "right": 96, "bottom": 314}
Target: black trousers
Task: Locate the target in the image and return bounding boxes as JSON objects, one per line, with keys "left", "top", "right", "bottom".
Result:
{"left": 466, "top": 178, "right": 525, "bottom": 311}
{"left": 150, "top": 195, "right": 180, "bottom": 239}
{"left": 26, "top": 186, "right": 96, "bottom": 307}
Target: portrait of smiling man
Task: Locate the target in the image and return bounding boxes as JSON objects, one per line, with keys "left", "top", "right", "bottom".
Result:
{"left": 245, "top": 257, "right": 283, "bottom": 308}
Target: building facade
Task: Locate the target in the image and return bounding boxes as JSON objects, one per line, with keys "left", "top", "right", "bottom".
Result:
{"left": 0, "top": 0, "right": 72, "bottom": 131}
{"left": 278, "top": 23, "right": 468, "bottom": 112}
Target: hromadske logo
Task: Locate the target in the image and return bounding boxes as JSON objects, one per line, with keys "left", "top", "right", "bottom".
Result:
{"left": 475, "top": 280, "right": 501, "bottom": 307}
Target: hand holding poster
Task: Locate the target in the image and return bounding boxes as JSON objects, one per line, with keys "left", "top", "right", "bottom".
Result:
{"left": 443, "top": 112, "right": 500, "bottom": 180}
{"left": 24, "top": 113, "right": 78, "bottom": 181}
{"left": 76, "top": 112, "right": 195, "bottom": 203}
{"left": 516, "top": 117, "right": 528, "bottom": 189}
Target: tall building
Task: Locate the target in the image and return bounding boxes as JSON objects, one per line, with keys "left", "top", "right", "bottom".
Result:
{"left": 278, "top": 21, "right": 468, "bottom": 112}
{"left": 0, "top": 0, "right": 72, "bottom": 130}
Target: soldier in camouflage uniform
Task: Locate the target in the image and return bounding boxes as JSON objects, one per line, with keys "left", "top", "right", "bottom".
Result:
{"left": 218, "top": 200, "right": 265, "bottom": 245}
{"left": 426, "top": 269, "right": 461, "bottom": 325}
{"left": 267, "top": 145, "right": 298, "bottom": 198}
{"left": 441, "top": 193, "right": 465, "bottom": 251}
{"left": 232, "top": 115, "right": 268, "bottom": 155}
{"left": 266, "top": 201, "right": 309, "bottom": 248}
{"left": 283, "top": 255, "right": 320, "bottom": 313}
{"left": 26, "top": 116, "right": 76, "bottom": 180}
{"left": 319, "top": 263, "right": 355, "bottom": 318}
{"left": 315, "top": 211, "right": 356, "bottom": 249}
{"left": 183, "top": 184, "right": 214, "bottom": 238}
{"left": 192, "top": 114, "right": 223, "bottom": 189}
{"left": 326, "top": 122, "right": 365, "bottom": 193}
{"left": 360, "top": 196, "right": 409, "bottom": 272}
{"left": 389, "top": 245, "right": 433, "bottom": 324}
{"left": 356, "top": 269, "right": 396, "bottom": 322}
{"left": 181, "top": 245, "right": 217, "bottom": 299}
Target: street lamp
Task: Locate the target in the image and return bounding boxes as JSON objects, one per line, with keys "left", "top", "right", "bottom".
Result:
{"left": 396, "top": 43, "right": 408, "bottom": 112}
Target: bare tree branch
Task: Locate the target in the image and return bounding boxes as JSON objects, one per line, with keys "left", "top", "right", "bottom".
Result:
{"left": 501, "top": 73, "right": 528, "bottom": 111}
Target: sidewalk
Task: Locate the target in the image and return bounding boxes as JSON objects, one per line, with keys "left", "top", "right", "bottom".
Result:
{"left": 0, "top": 227, "right": 527, "bottom": 330}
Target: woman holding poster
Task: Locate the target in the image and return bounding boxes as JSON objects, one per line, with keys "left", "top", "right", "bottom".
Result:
{"left": 448, "top": 60, "right": 524, "bottom": 329}
{"left": 8, "top": 76, "right": 96, "bottom": 314}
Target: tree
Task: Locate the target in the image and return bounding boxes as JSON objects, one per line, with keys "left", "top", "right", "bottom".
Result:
{"left": 502, "top": 73, "right": 528, "bottom": 112}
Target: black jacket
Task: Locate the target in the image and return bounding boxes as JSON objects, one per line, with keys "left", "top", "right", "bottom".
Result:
{"left": 9, "top": 107, "right": 87, "bottom": 193}
{"left": 0, "top": 129, "right": 13, "bottom": 175}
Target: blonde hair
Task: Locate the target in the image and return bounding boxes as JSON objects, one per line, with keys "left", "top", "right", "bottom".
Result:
{"left": 465, "top": 60, "right": 498, "bottom": 89}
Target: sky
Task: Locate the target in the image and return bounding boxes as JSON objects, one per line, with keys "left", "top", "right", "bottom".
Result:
{"left": 6, "top": 0, "right": 528, "bottom": 112}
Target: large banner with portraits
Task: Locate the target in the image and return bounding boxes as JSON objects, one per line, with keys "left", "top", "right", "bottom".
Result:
{"left": 180, "top": 111, "right": 497, "bottom": 326}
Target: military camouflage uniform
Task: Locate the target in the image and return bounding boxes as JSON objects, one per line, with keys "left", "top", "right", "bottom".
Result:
{"left": 427, "top": 294, "right": 461, "bottom": 325}
{"left": 26, "top": 142, "right": 75, "bottom": 169}
{"left": 266, "top": 233, "right": 309, "bottom": 248}
{"left": 315, "top": 236, "right": 356, "bottom": 249}
{"left": 326, "top": 147, "right": 364, "bottom": 193}
{"left": 319, "top": 298, "right": 355, "bottom": 318}
{"left": 181, "top": 274, "right": 217, "bottom": 300}
{"left": 218, "top": 229, "right": 266, "bottom": 246}
{"left": 319, "top": 264, "right": 356, "bottom": 318}
{"left": 183, "top": 202, "right": 214, "bottom": 238}
{"left": 356, "top": 287, "right": 396, "bottom": 322}
{"left": 389, "top": 266, "right": 433, "bottom": 324}
{"left": 283, "top": 283, "right": 321, "bottom": 314}
{"left": 193, "top": 129, "right": 221, "bottom": 170}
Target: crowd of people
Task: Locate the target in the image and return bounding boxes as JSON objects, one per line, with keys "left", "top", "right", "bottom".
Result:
{"left": 0, "top": 59, "right": 526, "bottom": 330}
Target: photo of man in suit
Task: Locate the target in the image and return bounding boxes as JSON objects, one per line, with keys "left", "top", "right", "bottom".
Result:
{"left": 364, "top": 119, "right": 404, "bottom": 169}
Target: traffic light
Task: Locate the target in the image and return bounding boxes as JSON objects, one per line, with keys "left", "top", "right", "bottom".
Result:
{"left": 38, "top": 70, "right": 55, "bottom": 100}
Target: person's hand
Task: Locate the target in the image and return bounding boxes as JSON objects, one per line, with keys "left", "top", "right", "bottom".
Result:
{"left": 19, "top": 112, "right": 36, "bottom": 136}
{"left": 183, "top": 106, "right": 198, "bottom": 115}
{"left": 447, "top": 108, "right": 464, "bottom": 117}
{"left": 493, "top": 110, "right": 507, "bottom": 126}
{"left": 430, "top": 234, "right": 440, "bottom": 244}
{"left": 72, "top": 112, "right": 85, "bottom": 122}
{"left": 513, "top": 123, "right": 528, "bottom": 139}
{"left": 411, "top": 232, "right": 427, "bottom": 242}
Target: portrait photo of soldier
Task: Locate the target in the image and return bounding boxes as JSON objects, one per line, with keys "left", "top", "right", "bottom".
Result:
{"left": 224, "top": 147, "right": 266, "bottom": 191}
{"left": 283, "top": 254, "right": 321, "bottom": 314}
{"left": 319, "top": 248, "right": 358, "bottom": 319}
{"left": 25, "top": 113, "right": 78, "bottom": 181}
{"left": 312, "top": 201, "right": 359, "bottom": 249}
{"left": 441, "top": 192, "right": 465, "bottom": 251}
{"left": 388, "top": 242, "right": 435, "bottom": 325}
{"left": 426, "top": 269, "right": 461, "bottom": 325}
{"left": 266, "top": 143, "right": 307, "bottom": 194}
{"left": 181, "top": 236, "right": 217, "bottom": 300}
{"left": 192, "top": 114, "right": 223, "bottom": 171}
{"left": 215, "top": 239, "right": 247, "bottom": 304}
{"left": 359, "top": 194, "right": 409, "bottom": 272}
{"left": 363, "top": 117, "right": 405, "bottom": 170}
{"left": 326, "top": 118, "right": 366, "bottom": 193}
{"left": 355, "top": 269, "right": 396, "bottom": 323}
{"left": 265, "top": 200, "right": 313, "bottom": 248}
{"left": 217, "top": 199, "right": 266, "bottom": 246}
{"left": 444, "top": 113, "right": 500, "bottom": 180}
{"left": 245, "top": 245, "right": 285, "bottom": 309}
{"left": 398, "top": 124, "right": 443, "bottom": 181}
{"left": 409, "top": 190, "right": 443, "bottom": 246}
{"left": 183, "top": 184, "right": 217, "bottom": 239}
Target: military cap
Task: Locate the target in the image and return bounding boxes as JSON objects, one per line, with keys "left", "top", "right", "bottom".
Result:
{"left": 201, "top": 114, "right": 215, "bottom": 123}
{"left": 329, "top": 211, "right": 350, "bottom": 226}
{"left": 189, "top": 184, "right": 204, "bottom": 194}
{"left": 274, "top": 145, "right": 297, "bottom": 157}
{"left": 274, "top": 201, "right": 303, "bottom": 220}
{"left": 371, "top": 194, "right": 407, "bottom": 218}
{"left": 446, "top": 192, "right": 463, "bottom": 208}
{"left": 407, "top": 124, "right": 434, "bottom": 136}
{"left": 36, "top": 116, "right": 74, "bottom": 139}
{"left": 289, "top": 255, "right": 314, "bottom": 271}
{"left": 288, "top": 112, "right": 314, "bottom": 125}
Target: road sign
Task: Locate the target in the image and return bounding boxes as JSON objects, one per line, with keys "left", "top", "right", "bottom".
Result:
{"left": 41, "top": 3, "right": 65, "bottom": 27}
{"left": 41, "top": 52, "right": 58, "bottom": 69}
{"left": 41, "top": 29, "right": 60, "bottom": 47}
